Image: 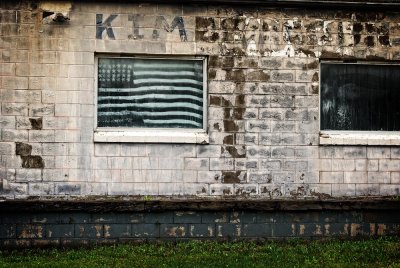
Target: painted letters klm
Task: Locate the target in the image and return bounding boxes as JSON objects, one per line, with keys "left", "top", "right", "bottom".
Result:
{"left": 96, "top": 14, "right": 188, "bottom": 41}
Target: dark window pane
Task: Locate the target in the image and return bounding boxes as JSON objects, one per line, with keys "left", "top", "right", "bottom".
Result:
{"left": 321, "top": 63, "right": 400, "bottom": 131}
{"left": 97, "top": 58, "right": 204, "bottom": 129}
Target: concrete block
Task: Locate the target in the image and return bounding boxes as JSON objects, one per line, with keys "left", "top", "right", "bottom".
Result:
{"left": 58, "top": 213, "right": 90, "bottom": 224}
{"left": 120, "top": 144, "right": 146, "bottom": 156}
{"left": 331, "top": 159, "right": 355, "bottom": 171}
{"left": 246, "top": 95, "right": 269, "bottom": 107}
{"left": 184, "top": 158, "right": 209, "bottom": 170}
{"left": 343, "top": 147, "right": 367, "bottom": 159}
{"left": 104, "top": 224, "right": 131, "bottom": 238}
{"left": 0, "top": 143, "right": 14, "bottom": 155}
{"left": 56, "top": 183, "right": 82, "bottom": 195}
{"left": 210, "top": 158, "right": 234, "bottom": 170}
{"left": 379, "top": 159, "right": 400, "bottom": 171}
{"left": 42, "top": 143, "right": 67, "bottom": 156}
{"left": 295, "top": 96, "right": 319, "bottom": 108}
{"left": 355, "top": 184, "right": 380, "bottom": 196}
{"left": 210, "top": 184, "right": 234, "bottom": 195}
{"left": 16, "top": 224, "right": 44, "bottom": 239}
{"left": 2, "top": 130, "right": 28, "bottom": 142}
{"left": 2, "top": 76, "right": 28, "bottom": 89}
{"left": 28, "top": 183, "right": 54, "bottom": 196}
{"left": 16, "top": 117, "right": 32, "bottom": 130}
{"left": 196, "top": 145, "right": 221, "bottom": 157}
{"left": 29, "top": 130, "right": 55, "bottom": 142}
{"left": 391, "top": 148, "right": 400, "bottom": 159}
{"left": 144, "top": 212, "right": 174, "bottom": 224}
{"left": 201, "top": 212, "right": 229, "bottom": 223}
{"left": 42, "top": 169, "right": 67, "bottom": 182}
{"left": 270, "top": 95, "right": 295, "bottom": 108}
{"left": 344, "top": 172, "right": 368, "bottom": 184}
{"left": 0, "top": 116, "right": 16, "bottom": 129}
{"left": 2, "top": 103, "right": 28, "bottom": 116}
{"left": 367, "top": 147, "right": 390, "bottom": 159}
{"left": 159, "top": 158, "right": 184, "bottom": 170}
{"left": 271, "top": 147, "right": 295, "bottom": 158}
{"left": 332, "top": 184, "right": 356, "bottom": 197}
{"left": 131, "top": 224, "right": 159, "bottom": 237}
{"left": 380, "top": 184, "right": 400, "bottom": 195}
{"left": 189, "top": 224, "right": 214, "bottom": 237}
{"left": 245, "top": 120, "right": 270, "bottom": 132}
{"left": 68, "top": 64, "right": 94, "bottom": 78}
{"left": 95, "top": 144, "right": 121, "bottom": 156}
{"left": 234, "top": 184, "right": 258, "bottom": 195}
{"left": 235, "top": 159, "right": 258, "bottom": 170}
{"left": 75, "top": 224, "right": 103, "bottom": 238}
{"left": 271, "top": 70, "right": 295, "bottom": 82}
{"left": 29, "top": 104, "right": 55, "bottom": 116}
{"left": 174, "top": 212, "right": 202, "bottom": 224}
{"left": 133, "top": 157, "right": 158, "bottom": 170}
{"left": 271, "top": 121, "right": 296, "bottom": 132}
{"left": 46, "top": 224, "right": 74, "bottom": 238}
{"left": 0, "top": 224, "right": 16, "bottom": 239}
{"left": 243, "top": 223, "right": 273, "bottom": 237}
{"left": 55, "top": 130, "right": 80, "bottom": 142}
{"left": 247, "top": 146, "right": 271, "bottom": 158}
{"left": 236, "top": 133, "right": 258, "bottom": 145}
{"left": 320, "top": 172, "right": 343, "bottom": 183}
{"left": 16, "top": 169, "right": 42, "bottom": 182}
{"left": 368, "top": 172, "right": 390, "bottom": 184}
{"left": 160, "top": 224, "right": 188, "bottom": 238}
{"left": 110, "top": 157, "right": 132, "bottom": 169}
{"left": 391, "top": 172, "right": 400, "bottom": 184}
{"left": 55, "top": 104, "right": 81, "bottom": 117}
{"left": 260, "top": 108, "right": 284, "bottom": 120}
{"left": 215, "top": 223, "right": 241, "bottom": 237}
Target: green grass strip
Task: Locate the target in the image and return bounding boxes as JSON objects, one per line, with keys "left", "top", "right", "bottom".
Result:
{"left": 1, "top": 237, "right": 400, "bottom": 268}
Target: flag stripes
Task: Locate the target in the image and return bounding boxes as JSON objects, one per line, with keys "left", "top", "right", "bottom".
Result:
{"left": 97, "top": 58, "right": 204, "bottom": 129}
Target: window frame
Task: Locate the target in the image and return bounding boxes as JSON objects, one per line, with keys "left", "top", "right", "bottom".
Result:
{"left": 94, "top": 54, "right": 209, "bottom": 144}
{"left": 319, "top": 60, "right": 400, "bottom": 146}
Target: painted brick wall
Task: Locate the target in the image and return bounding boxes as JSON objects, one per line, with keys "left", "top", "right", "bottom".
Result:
{"left": 0, "top": 1, "right": 400, "bottom": 199}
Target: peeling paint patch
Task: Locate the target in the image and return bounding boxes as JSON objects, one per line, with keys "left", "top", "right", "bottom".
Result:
{"left": 351, "top": 223, "right": 361, "bottom": 237}
{"left": 377, "top": 224, "right": 387, "bottom": 235}
{"left": 29, "top": 118, "right": 42, "bottom": 130}
{"left": 166, "top": 226, "right": 186, "bottom": 237}
{"left": 222, "top": 171, "right": 246, "bottom": 183}
{"left": 16, "top": 142, "right": 44, "bottom": 169}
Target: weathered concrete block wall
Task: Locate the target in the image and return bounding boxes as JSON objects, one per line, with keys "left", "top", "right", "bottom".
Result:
{"left": 0, "top": 1, "right": 400, "bottom": 199}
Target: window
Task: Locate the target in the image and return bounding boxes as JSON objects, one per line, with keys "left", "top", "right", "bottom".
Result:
{"left": 94, "top": 56, "right": 208, "bottom": 143}
{"left": 320, "top": 62, "right": 400, "bottom": 145}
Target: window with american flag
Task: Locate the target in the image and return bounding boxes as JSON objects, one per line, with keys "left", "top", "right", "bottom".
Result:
{"left": 96, "top": 56, "right": 206, "bottom": 132}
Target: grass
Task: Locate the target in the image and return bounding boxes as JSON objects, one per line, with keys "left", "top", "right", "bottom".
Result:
{"left": 1, "top": 238, "right": 400, "bottom": 267}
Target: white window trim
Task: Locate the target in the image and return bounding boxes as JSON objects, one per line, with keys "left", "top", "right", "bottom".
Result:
{"left": 94, "top": 54, "right": 209, "bottom": 144}
{"left": 320, "top": 131, "right": 400, "bottom": 146}
{"left": 319, "top": 61, "right": 400, "bottom": 146}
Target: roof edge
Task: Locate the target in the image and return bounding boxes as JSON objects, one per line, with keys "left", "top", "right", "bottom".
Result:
{"left": 1, "top": 199, "right": 400, "bottom": 212}
{"left": 75, "top": 0, "right": 400, "bottom": 10}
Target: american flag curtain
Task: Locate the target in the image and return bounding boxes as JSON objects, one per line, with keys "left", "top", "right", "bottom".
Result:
{"left": 97, "top": 58, "right": 204, "bottom": 129}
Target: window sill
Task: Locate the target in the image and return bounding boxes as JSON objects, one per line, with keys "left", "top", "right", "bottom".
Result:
{"left": 94, "top": 130, "right": 209, "bottom": 144}
{"left": 319, "top": 131, "right": 400, "bottom": 146}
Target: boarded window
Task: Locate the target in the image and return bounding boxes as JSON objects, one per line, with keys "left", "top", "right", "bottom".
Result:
{"left": 97, "top": 57, "right": 205, "bottom": 129}
{"left": 320, "top": 63, "right": 400, "bottom": 131}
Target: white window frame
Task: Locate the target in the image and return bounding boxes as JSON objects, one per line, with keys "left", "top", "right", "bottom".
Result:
{"left": 94, "top": 54, "right": 209, "bottom": 144}
{"left": 319, "top": 61, "right": 400, "bottom": 146}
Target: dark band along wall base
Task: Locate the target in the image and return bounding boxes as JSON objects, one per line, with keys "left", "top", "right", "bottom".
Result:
{"left": 0, "top": 200, "right": 399, "bottom": 248}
